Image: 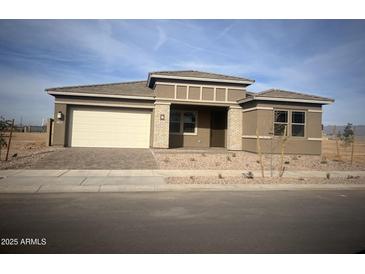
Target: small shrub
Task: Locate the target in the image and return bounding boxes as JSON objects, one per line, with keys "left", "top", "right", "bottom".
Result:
{"left": 298, "top": 177, "right": 305, "bottom": 181}
{"left": 256, "top": 160, "right": 260, "bottom": 164}
{"left": 320, "top": 160, "right": 328, "bottom": 164}
{"left": 232, "top": 153, "right": 236, "bottom": 158}
{"left": 218, "top": 173, "right": 224, "bottom": 179}
{"left": 190, "top": 176, "right": 195, "bottom": 181}
{"left": 226, "top": 156, "right": 232, "bottom": 162}
{"left": 326, "top": 173, "right": 330, "bottom": 179}
{"left": 347, "top": 175, "right": 360, "bottom": 180}
{"left": 243, "top": 171, "right": 254, "bottom": 179}
{"left": 284, "top": 161, "right": 290, "bottom": 165}
{"left": 0, "top": 176, "right": 3, "bottom": 180}
{"left": 190, "top": 158, "right": 196, "bottom": 162}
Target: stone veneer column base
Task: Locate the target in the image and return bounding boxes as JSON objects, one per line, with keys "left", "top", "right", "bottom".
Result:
{"left": 152, "top": 102, "right": 170, "bottom": 148}
{"left": 227, "top": 106, "right": 243, "bottom": 150}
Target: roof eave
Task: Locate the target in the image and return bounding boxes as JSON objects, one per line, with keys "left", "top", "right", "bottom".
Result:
{"left": 47, "top": 90, "right": 156, "bottom": 101}
{"left": 237, "top": 96, "right": 334, "bottom": 105}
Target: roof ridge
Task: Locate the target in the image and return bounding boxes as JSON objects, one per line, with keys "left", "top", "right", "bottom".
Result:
{"left": 46, "top": 80, "right": 147, "bottom": 91}
{"left": 149, "top": 70, "right": 195, "bottom": 74}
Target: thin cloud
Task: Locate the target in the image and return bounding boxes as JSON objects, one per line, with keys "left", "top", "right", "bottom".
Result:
{"left": 0, "top": 20, "right": 364, "bottom": 125}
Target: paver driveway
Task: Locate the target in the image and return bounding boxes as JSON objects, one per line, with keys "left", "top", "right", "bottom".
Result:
{"left": 29, "top": 148, "right": 158, "bottom": 169}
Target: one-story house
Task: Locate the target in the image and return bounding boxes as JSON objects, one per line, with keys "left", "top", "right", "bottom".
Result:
{"left": 46, "top": 70, "right": 334, "bottom": 155}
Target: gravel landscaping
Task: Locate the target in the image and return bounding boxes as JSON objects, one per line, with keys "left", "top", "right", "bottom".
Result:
{"left": 0, "top": 147, "right": 62, "bottom": 170}
{"left": 154, "top": 150, "right": 365, "bottom": 171}
{"left": 167, "top": 175, "right": 365, "bottom": 185}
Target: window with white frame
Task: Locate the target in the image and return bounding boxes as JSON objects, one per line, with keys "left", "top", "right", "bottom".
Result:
{"left": 170, "top": 111, "right": 197, "bottom": 134}
{"left": 291, "top": 111, "right": 305, "bottom": 137}
{"left": 274, "top": 110, "right": 288, "bottom": 136}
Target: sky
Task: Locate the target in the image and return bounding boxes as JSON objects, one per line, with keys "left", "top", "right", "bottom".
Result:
{"left": 0, "top": 19, "right": 364, "bottom": 125}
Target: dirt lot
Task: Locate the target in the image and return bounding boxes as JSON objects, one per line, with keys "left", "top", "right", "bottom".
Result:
{"left": 154, "top": 139, "right": 365, "bottom": 171}
{"left": 0, "top": 132, "right": 60, "bottom": 169}
{"left": 167, "top": 176, "right": 365, "bottom": 185}
{"left": 322, "top": 138, "right": 365, "bottom": 164}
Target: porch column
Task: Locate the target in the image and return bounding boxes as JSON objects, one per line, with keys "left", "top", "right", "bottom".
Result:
{"left": 152, "top": 102, "right": 170, "bottom": 148}
{"left": 227, "top": 106, "right": 243, "bottom": 150}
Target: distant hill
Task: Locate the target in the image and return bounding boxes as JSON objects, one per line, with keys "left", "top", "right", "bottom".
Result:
{"left": 324, "top": 125, "right": 365, "bottom": 136}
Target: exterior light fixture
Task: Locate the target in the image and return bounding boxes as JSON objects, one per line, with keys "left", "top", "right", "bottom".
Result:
{"left": 57, "top": 111, "right": 63, "bottom": 120}
{"left": 160, "top": 114, "right": 165, "bottom": 120}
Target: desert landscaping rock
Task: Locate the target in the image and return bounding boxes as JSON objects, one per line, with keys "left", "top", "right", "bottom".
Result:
{"left": 154, "top": 150, "right": 365, "bottom": 171}
{"left": 167, "top": 176, "right": 365, "bottom": 185}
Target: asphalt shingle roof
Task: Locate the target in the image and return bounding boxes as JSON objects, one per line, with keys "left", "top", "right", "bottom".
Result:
{"left": 46, "top": 80, "right": 155, "bottom": 97}
{"left": 149, "top": 70, "right": 254, "bottom": 82}
{"left": 255, "top": 89, "right": 334, "bottom": 102}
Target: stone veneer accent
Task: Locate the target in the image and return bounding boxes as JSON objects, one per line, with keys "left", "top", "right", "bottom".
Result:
{"left": 227, "top": 106, "right": 243, "bottom": 150}
{"left": 152, "top": 102, "right": 170, "bottom": 148}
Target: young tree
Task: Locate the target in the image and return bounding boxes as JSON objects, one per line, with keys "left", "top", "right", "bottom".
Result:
{"left": 342, "top": 123, "right": 355, "bottom": 146}
{"left": 0, "top": 116, "right": 12, "bottom": 160}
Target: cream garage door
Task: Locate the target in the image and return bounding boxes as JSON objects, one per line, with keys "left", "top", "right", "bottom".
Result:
{"left": 68, "top": 107, "right": 151, "bottom": 148}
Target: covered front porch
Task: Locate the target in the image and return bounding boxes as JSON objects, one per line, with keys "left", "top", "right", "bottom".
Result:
{"left": 152, "top": 102, "right": 243, "bottom": 150}
{"left": 168, "top": 104, "right": 228, "bottom": 149}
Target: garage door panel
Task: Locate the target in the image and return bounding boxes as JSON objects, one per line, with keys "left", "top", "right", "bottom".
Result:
{"left": 69, "top": 107, "right": 151, "bottom": 148}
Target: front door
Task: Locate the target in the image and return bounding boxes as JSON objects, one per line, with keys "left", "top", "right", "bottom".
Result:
{"left": 210, "top": 110, "right": 227, "bottom": 147}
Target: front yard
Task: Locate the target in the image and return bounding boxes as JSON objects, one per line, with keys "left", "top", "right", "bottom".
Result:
{"left": 167, "top": 175, "right": 365, "bottom": 185}
{"left": 153, "top": 147, "right": 365, "bottom": 171}
{"left": 0, "top": 132, "right": 60, "bottom": 170}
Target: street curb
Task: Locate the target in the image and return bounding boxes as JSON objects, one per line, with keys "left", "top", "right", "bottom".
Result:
{"left": 1, "top": 184, "right": 365, "bottom": 194}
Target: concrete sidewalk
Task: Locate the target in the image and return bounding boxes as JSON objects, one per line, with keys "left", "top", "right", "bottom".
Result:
{"left": 0, "top": 169, "right": 365, "bottom": 193}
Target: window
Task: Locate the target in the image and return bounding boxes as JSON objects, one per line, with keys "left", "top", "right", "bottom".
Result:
{"left": 183, "top": 112, "right": 196, "bottom": 133}
{"left": 292, "top": 111, "right": 305, "bottom": 137}
{"left": 274, "top": 110, "right": 288, "bottom": 136}
{"left": 169, "top": 111, "right": 197, "bottom": 134}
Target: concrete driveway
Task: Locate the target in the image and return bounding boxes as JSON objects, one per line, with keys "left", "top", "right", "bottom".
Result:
{"left": 29, "top": 148, "right": 158, "bottom": 170}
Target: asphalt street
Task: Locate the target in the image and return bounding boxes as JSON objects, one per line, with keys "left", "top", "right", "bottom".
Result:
{"left": 0, "top": 191, "right": 365, "bottom": 253}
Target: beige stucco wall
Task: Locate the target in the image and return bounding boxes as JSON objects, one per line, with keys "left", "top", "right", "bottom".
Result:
{"left": 154, "top": 82, "right": 246, "bottom": 104}
{"left": 216, "top": 88, "right": 225, "bottom": 101}
{"left": 155, "top": 84, "right": 174, "bottom": 98}
{"left": 241, "top": 101, "right": 323, "bottom": 155}
{"left": 242, "top": 138, "right": 321, "bottom": 155}
{"left": 53, "top": 103, "right": 68, "bottom": 146}
{"left": 188, "top": 86, "right": 200, "bottom": 100}
{"left": 169, "top": 108, "right": 211, "bottom": 148}
{"left": 202, "top": 87, "right": 214, "bottom": 100}
{"left": 228, "top": 89, "right": 246, "bottom": 101}
{"left": 54, "top": 96, "right": 154, "bottom": 108}
{"left": 307, "top": 112, "right": 322, "bottom": 138}
{"left": 176, "top": 85, "right": 187, "bottom": 99}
